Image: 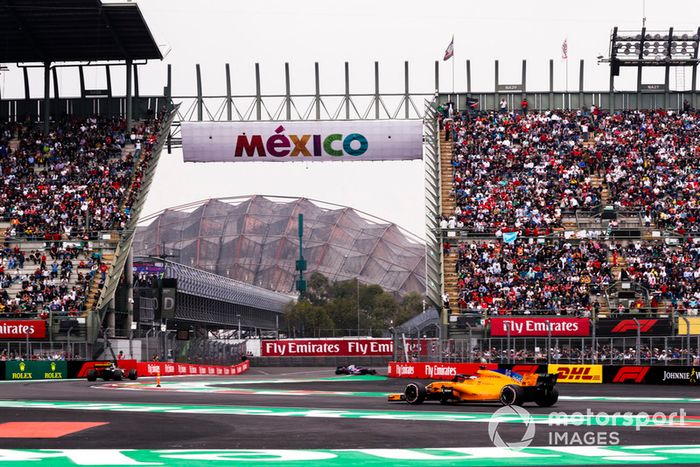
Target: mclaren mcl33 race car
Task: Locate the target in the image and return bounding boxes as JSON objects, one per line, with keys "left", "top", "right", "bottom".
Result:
{"left": 389, "top": 367, "right": 558, "bottom": 407}
{"left": 335, "top": 365, "right": 377, "bottom": 375}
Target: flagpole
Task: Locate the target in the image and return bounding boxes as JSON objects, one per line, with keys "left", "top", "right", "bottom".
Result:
{"left": 452, "top": 53, "right": 455, "bottom": 97}
{"left": 563, "top": 38, "right": 569, "bottom": 95}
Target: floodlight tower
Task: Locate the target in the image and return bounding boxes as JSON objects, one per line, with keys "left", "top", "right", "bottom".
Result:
{"left": 604, "top": 26, "right": 700, "bottom": 110}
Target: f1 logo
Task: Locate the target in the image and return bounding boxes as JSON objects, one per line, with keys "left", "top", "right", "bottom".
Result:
{"left": 611, "top": 319, "right": 657, "bottom": 333}
{"left": 612, "top": 366, "right": 649, "bottom": 383}
{"left": 512, "top": 365, "right": 540, "bottom": 374}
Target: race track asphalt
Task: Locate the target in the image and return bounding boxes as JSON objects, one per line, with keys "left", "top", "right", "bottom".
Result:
{"left": 0, "top": 367, "right": 698, "bottom": 452}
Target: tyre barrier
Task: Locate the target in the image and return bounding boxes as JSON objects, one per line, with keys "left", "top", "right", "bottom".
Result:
{"left": 387, "top": 362, "right": 700, "bottom": 385}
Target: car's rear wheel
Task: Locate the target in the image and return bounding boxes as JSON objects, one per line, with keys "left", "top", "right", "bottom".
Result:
{"left": 404, "top": 382, "right": 426, "bottom": 404}
{"left": 113, "top": 370, "right": 123, "bottom": 381}
{"left": 369, "top": 369, "right": 377, "bottom": 375}
{"left": 86, "top": 369, "right": 97, "bottom": 382}
{"left": 535, "top": 387, "right": 559, "bottom": 407}
{"left": 128, "top": 369, "right": 138, "bottom": 380}
{"left": 500, "top": 384, "right": 525, "bottom": 406}
{"left": 335, "top": 367, "right": 344, "bottom": 375}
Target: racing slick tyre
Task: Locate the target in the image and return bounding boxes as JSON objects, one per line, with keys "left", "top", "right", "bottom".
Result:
{"left": 128, "top": 369, "right": 138, "bottom": 380}
{"left": 368, "top": 369, "right": 377, "bottom": 375}
{"left": 535, "top": 387, "right": 559, "bottom": 407}
{"left": 500, "top": 384, "right": 525, "bottom": 406}
{"left": 404, "top": 382, "right": 427, "bottom": 405}
{"left": 113, "top": 370, "right": 123, "bottom": 381}
{"left": 335, "top": 367, "right": 344, "bottom": 375}
{"left": 86, "top": 369, "right": 97, "bottom": 382}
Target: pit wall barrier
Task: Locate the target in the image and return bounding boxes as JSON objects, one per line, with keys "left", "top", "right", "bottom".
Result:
{"left": 0, "top": 359, "right": 250, "bottom": 380}
{"left": 386, "top": 362, "right": 700, "bottom": 385}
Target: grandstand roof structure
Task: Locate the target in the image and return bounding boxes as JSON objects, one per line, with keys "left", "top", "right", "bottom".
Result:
{"left": 133, "top": 195, "right": 426, "bottom": 296}
{"left": 0, "top": 0, "right": 162, "bottom": 63}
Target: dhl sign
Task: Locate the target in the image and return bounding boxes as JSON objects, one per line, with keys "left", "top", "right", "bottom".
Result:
{"left": 548, "top": 364, "right": 602, "bottom": 384}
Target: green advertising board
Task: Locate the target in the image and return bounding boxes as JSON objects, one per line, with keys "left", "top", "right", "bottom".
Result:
{"left": 4, "top": 360, "right": 67, "bottom": 381}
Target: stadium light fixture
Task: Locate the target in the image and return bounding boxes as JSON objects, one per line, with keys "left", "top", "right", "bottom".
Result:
{"left": 608, "top": 26, "right": 700, "bottom": 67}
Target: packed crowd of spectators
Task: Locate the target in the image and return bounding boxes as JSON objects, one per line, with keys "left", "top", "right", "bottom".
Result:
{"left": 0, "top": 117, "right": 161, "bottom": 240}
{"left": 602, "top": 110, "right": 700, "bottom": 234}
{"left": 0, "top": 115, "right": 164, "bottom": 319}
{"left": 616, "top": 239, "right": 700, "bottom": 307}
{"left": 0, "top": 243, "right": 107, "bottom": 317}
{"left": 443, "top": 108, "right": 604, "bottom": 233}
{"left": 442, "top": 106, "right": 700, "bottom": 235}
{"left": 441, "top": 106, "right": 700, "bottom": 316}
{"left": 453, "top": 239, "right": 611, "bottom": 315}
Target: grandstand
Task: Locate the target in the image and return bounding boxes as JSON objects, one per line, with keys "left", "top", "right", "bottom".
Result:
{"left": 0, "top": 0, "right": 698, "bottom": 357}
{"left": 439, "top": 106, "right": 700, "bottom": 336}
{"left": 0, "top": 0, "right": 178, "bottom": 356}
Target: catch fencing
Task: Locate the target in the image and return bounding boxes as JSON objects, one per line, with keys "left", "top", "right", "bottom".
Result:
{"left": 394, "top": 335, "right": 699, "bottom": 366}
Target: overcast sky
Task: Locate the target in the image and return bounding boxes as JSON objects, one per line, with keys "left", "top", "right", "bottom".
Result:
{"left": 4, "top": 0, "right": 700, "bottom": 238}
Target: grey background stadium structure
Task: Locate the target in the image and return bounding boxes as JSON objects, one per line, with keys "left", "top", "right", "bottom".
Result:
{"left": 133, "top": 195, "right": 426, "bottom": 296}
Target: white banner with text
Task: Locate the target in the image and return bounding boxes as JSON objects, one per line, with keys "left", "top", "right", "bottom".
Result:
{"left": 182, "top": 120, "right": 423, "bottom": 162}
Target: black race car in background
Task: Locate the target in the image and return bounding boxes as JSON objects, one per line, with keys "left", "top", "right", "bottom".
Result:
{"left": 86, "top": 362, "right": 138, "bottom": 381}
{"left": 335, "top": 365, "right": 377, "bottom": 375}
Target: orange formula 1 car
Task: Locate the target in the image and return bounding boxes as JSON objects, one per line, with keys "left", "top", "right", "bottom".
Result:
{"left": 388, "top": 367, "right": 558, "bottom": 407}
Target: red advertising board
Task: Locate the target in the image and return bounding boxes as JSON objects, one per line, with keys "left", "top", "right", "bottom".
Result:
{"left": 387, "top": 362, "right": 498, "bottom": 379}
{"left": 262, "top": 339, "right": 394, "bottom": 357}
{"left": 73, "top": 360, "right": 249, "bottom": 378}
{"left": 136, "top": 360, "right": 250, "bottom": 376}
{"left": 260, "top": 339, "right": 434, "bottom": 357}
{"left": 0, "top": 320, "right": 47, "bottom": 339}
{"left": 490, "top": 317, "right": 590, "bottom": 337}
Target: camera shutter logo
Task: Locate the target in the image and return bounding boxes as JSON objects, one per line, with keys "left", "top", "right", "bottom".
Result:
{"left": 488, "top": 405, "right": 536, "bottom": 450}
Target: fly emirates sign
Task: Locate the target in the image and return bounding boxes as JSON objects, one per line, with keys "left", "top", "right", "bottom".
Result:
{"left": 261, "top": 339, "right": 427, "bottom": 357}
{"left": 490, "top": 317, "right": 590, "bottom": 337}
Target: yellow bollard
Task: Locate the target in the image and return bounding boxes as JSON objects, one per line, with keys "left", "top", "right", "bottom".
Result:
{"left": 156, "top": 370, "right": 161, "bottom": 388}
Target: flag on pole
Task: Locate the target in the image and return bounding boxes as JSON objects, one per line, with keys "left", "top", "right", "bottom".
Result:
{"left": 561, "top": 38, "right": 568, "bottom": 60}
{"left": 444, "top": 36, "right": 454, "bottom": 61}
{"left": 503, "top": 232, "right": 519, "bottom": 244}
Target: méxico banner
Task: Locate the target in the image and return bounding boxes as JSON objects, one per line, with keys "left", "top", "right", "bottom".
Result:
{"left": 490, "top": 317, "right": 590, "bottom": 337}
{"left": 182, "top": 120, "right": 423, "bottom": 162}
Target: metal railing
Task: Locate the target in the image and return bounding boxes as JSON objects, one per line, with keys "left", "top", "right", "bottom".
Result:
{"left": 397, "top": 335, "right": 699, "bottom": 366}
{"left": 0, "top": 341, "right": 90, "bottom": 361}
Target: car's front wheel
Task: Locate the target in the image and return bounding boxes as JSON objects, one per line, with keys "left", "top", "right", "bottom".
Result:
{"left": 128, "top": 369, "right": 138, "bottom": 380}
{"left": 86, "top": 369, "right": 97, "bottom": 382}
{"left": 113, "top": 370, "right": 123, "bottom": 381}
{"left": 404, "top": 382, "right": 426, "bottom": 404}
{"left": 500, "top": 384, "right": 525, "bottom": 406}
